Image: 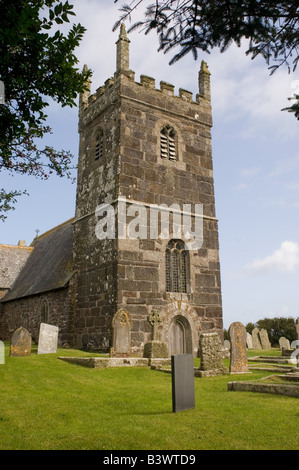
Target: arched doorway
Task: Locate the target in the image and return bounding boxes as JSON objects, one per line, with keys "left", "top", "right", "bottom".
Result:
{"left": 169, "top": 315, "right": 192, "bottom": 356}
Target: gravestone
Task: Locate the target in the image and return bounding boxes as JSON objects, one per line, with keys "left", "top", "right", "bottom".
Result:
{"left": 259, "top": 328, "right": 271, "bottom": 349}
{"left": 252, "top": 328, "right": 262, "bottom": 349}
{"left": 228, "top": 322, "right": 248, "bottom": 374}
{"left": 111, "top": 309, "right": 132, "bottom": 357}
{"left": 246, "top": 332, "right": 253, "bottom": 349}
{"left": 199, "top": 332, "right": 227, "bottom": 375}
{"left": 9, "top": 327, "right": 31, "bottom": 357}
{"left": 37, "top": 323, "right": 58, "bottom": 354}
{"left": 222, "top": 340, "right": 230, "bottom": 359}
{"left": 0, "top": 341, "right": 5, "bottom": 364}
{"left": 171, "top": 354, "right": 195, "bottom": 413}
{"left": 279, "top": 337, "right": 291, "bottom": 350}
{"left": 143, "top": 310, "right": 168, "bottom": 358}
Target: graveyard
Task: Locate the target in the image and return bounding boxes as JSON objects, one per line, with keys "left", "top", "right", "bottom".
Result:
{"left": 0, "top": 323, "right": 298, "bottom": 450}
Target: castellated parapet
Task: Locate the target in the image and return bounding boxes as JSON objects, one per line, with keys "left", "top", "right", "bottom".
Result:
{"left": 79, "top": 61, "right": 212, "bottom": 131}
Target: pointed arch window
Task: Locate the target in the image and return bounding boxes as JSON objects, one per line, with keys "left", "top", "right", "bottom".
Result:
{"left": 40, "top": 300, "right": 49, "bottom": 324}
{"left": 165, "top": 240, "right": 188, "bottom": 293}
{"left": 160, "top": 125, "right": 177, "bottom": 161}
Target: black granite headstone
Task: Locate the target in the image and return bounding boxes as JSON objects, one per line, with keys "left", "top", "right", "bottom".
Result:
{"left": 171, "top": 354, "right": 195, "bottom": 413}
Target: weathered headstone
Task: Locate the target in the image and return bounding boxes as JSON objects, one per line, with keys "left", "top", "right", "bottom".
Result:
{"left": 9, "top": 327, "right": 31, "bottom": 357}
{"left": 37, "top": 323, "right": 58, "bottom": 355}
{"left": 0, "top": 340, "right": 5, "bottom": 364}
{"left": 143, "top": 310, "right": 168, "bottom": 358}
{"left": 111, "top": 309, "right": 132, "bottom": 357}
{"left": 252, "top": 328, "right": 262, "bottom": 349}
{"left": 279, "top": 337, "right": 291, "bottom": 350}
{"left": 259, "top": 328, "right": 271, "bottom": 349}
{"left": 222, "top": 340, "right": 230, "bottom": 359}
{"left": 171, "top": 354, "right": 195, "bottom": 413}
{"left": 246, "top": 332, "right": 253, "bottom": 349}
{"left": 199, "top": 332, "right": 227, "bottom": 375}
{"left": 228, "top": 322, "right": 248, "bottom": 374}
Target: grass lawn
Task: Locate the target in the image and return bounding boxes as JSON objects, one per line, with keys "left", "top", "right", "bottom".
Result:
{"left": 0, "top": 343, "right": 298, "bottom": 450}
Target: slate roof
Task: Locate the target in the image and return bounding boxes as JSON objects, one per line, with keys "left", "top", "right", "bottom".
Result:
{"left": 0, "top": 244, "right": 33, "bottom": 289}
{"left": 1, "top": 218, "right": 75, "bottom": 302}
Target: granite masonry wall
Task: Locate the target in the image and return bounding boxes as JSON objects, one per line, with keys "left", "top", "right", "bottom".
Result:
{"left": 72, "top": 27, "right": 223, "bottom": 355}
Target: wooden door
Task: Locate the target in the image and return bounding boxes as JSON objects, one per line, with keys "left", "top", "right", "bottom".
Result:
{"left": 169, "top": 320, "right": 185, "bottom": 355}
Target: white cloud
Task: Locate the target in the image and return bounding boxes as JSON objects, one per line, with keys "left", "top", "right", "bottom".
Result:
{"left": 236, "top": 183, "right": 249, "bottom": 191}
{"left": 269, "top": 154, "right": 299, "bottom": 178}
{"left": 240, "top": 167, "right": 261, "bottom": 178}
{"left": 245, "top": 241, "right": 299, "bottom": 274}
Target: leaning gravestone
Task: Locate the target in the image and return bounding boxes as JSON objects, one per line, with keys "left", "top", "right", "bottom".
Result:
{"left": 279, "top": 336, "right": 291, "bottom": 350}
{"left": 37, "top": 323, "right": 59, "bottom": 354}
{"left": 259, "top": 328, "right": 271, "bottom": 349}
{"left": 246, "top": 332, "right": 253, "bottom": 349}
{"left": 171, "top": 354, "right": 195, "bottom": 413}
{"left": 228, "top": 322, "right": 248, "bottom": 374}
{"left": 10, "top": 327, "right": 31, "bottom": 357}
{"left": 252, "top": 328, "right": 262, "bottom": 349}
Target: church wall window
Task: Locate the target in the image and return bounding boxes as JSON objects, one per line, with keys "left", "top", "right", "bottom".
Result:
{"left": 160, "top": 125, "right": 177, "bottom": 161}
{"left": 40, "top": 300, "right": 49, "bottom": 324}
{"left": 95, "top": 130, "right": 104, "bottom": 160}
{"left": 165, "top": 240, "right": 188, "bottom": 293}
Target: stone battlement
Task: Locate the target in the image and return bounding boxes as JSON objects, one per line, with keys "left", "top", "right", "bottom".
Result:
{"left": 79, "top": 24, "right": 211, "bottom": 122}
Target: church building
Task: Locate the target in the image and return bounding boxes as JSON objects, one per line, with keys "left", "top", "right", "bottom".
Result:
{"left": 0, "top": 25, "right": 224, "bottom": 357}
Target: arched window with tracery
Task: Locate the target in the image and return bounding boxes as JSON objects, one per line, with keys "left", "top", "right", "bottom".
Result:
{"left": 160, "top": 125, "right": 177, "bottom": 161}
{"left": 165, "top": 240, "right": 188, "bottom": 293}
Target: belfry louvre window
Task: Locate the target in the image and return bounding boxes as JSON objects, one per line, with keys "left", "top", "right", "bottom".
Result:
{"left": 160, "top": 125, "right": 176, "bottom": 161}
{"left": 166, "top": 240, "right": 188, "bottom": 293}
{"left": 95, "top": 131, "right": 104, "bottom": 160}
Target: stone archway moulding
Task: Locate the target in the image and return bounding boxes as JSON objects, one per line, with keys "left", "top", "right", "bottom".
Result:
{"left": 159, "top": 301, "right": 201, "bottom": 356}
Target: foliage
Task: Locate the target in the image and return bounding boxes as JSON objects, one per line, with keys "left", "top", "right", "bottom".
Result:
{"left": 246, "top": 317, "right": 296, "bottom": 345}
{"left": 114, "top": 1, "right": 299, "bottom": 119}
{"left": 245, "top": 322, "right": 256, "bottom": 335}
{"left": 282, "top": 94, "right": 299, "bottom": 120}
{"left": 0, "top": 0, "right": 91, "bottom": 220}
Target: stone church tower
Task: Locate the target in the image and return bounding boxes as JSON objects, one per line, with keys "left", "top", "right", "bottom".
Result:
{"left": 73, "top": 25, "right": 223, "bottom": 356}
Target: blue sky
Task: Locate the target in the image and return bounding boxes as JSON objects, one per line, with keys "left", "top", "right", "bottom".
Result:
{"left": 1, "top": 0, "right": 298, "bottom": 328}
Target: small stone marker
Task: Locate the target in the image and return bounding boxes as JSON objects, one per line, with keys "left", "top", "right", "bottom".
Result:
{"left": 37, "top": 323, "right": 59, "bottom": 354}
{"left": 143, "top": 310, "right": 168, "bottom": 358}
{"left": 171, "top": 354, "right": 195, "bottom": 413}
{"left": 10, "top": 327, "right": 31, "bottom": 357}
{"left": 228, "top": 322, "right": 248, "bottom": 374}
{"left": 199, "top": 332, "right": 226, "bottom": 373}
{"left": 279, "top": 337, "right": 291, "bottom": 350}
{"left": 259, "top": 328, "right": 271, "bottom": 349}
